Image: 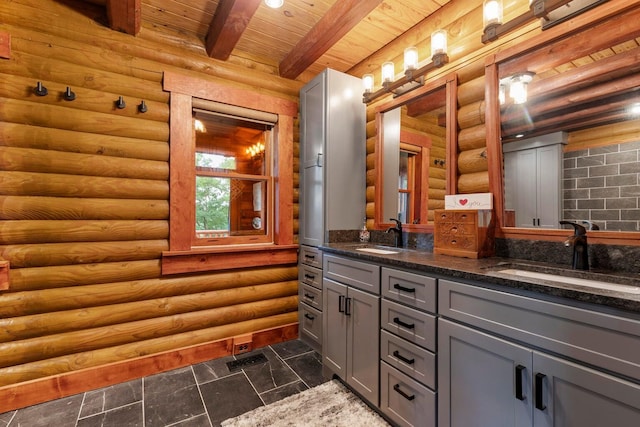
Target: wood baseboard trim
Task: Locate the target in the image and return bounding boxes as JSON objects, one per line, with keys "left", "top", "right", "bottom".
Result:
{"left": 0, "top": 323, "right": 299, "bottom": 413}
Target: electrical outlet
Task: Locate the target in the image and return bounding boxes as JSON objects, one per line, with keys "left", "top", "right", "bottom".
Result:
{"left": 233, "top": 334, "right": 253, "bottom": 354}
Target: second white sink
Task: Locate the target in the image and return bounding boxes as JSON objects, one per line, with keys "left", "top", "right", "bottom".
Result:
{"left": 496, "top": 269, "right": 640, "bottom": 294}
{"left": 356, "top": 247, "right": 400, "bottom": 255}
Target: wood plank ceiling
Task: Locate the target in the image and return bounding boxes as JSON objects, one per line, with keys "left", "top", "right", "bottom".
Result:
{"left": 85, "top": 0, "right": 452, "bottom": 81}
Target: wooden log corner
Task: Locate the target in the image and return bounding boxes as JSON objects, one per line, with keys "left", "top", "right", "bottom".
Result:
{"left": 0, "top": 259, "right": 9, "bottom": 291}
{"left": 0, "top": 31, "right": 10, "bottom": 59}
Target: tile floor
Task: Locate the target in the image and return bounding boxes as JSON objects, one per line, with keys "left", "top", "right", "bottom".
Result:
{"left": 0, "top": 340, "right": 327, "bottom": 427}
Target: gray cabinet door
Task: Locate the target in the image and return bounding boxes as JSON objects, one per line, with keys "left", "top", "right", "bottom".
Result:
{"left": 346, "top": 286, "right": 380, "bottom": 405}
{"left": 322, "top": 278, "right": 347, "bottom": 378}
{"left": 438, "top": 319, "right": 533, "bottom": 427}
{"left": 533, "top": 352, "right": 640, "bottom": 427}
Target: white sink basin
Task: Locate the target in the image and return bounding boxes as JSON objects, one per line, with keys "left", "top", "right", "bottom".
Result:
{"left": 496, "top": 269, "right": 640, "bottom": 294}
{"left": 356, "top": 247, "right": 400, "bottom": 255}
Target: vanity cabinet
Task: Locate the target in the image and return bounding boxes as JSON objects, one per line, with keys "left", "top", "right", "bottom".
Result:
{"left": 322, "top": 254, "right": 380, "bottom": 406}
{"left": 379, "top": 267, "right": 438, "bottom": 427}
{"left": 503, "top": 138, "right": 564, "bottom": 229}
{"left": 299, "top": 68, "right": 365, "bottom": 247}
{"left": 438, "top": 279, "right": 640, "bottom": 427}
{"left": 298, "top": 245, "right": 323, "bottom": 352}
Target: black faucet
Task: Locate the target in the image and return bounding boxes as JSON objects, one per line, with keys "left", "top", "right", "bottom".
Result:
{"left": 385, "top": 218, "right": 403, "bottom": 248}
{"left": 559, "top": 221, "right": 589, "bottom": 270}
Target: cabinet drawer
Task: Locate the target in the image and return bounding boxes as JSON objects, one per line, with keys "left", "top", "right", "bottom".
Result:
{"left": 435, "top": 210, "right": 477, "bottom": 224}
{"left": 299, "top": 304, "right": 322, "bottom": 346}
{"left": 299, "top": 245, "right": 322, "bottom": 268}
{"left": 381, "top": 299, "right": 436, "bottom": 351}
{"left": 381, "top": 267, "right": 436, "bottom": 313}
{"left": 299, "top": 264, "right": 322, "bottom": 289}
{"left": 380, "top": 361, "right": 436, "bottom": 427}
{"left": 439, "top": 279, "right": 640, "bottom": 381}
{"left": 299, "top": 282, "right": 322, "bottom": 311}
{"left": 381, "top": 330, "right": 435, "bottom": 389}
{"left": 323, "top": 254, "right": 380, "bottom": 294}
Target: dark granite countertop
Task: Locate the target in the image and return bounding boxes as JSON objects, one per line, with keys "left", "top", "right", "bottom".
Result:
{"left": 319, "top": 242, "right": 640, "bottom": 314}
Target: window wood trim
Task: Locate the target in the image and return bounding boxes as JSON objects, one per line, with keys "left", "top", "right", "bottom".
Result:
{"left": 162, "top": 71, "right": 297, "bottom": 273}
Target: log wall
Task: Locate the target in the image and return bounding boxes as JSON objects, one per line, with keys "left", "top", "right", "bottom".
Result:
{"left": 0, "top": 0, "right": 301, "bottom": 401}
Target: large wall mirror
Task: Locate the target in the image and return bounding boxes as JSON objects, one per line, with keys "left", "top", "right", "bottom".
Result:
{"left": 487, "top": 5, "right": 640, "bottom": 237}
{"left": 375, "top": 73, "right": 457, "bottom": 230}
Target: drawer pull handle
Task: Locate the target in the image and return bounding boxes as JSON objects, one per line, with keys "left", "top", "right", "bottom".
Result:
{"left": 303, "top": 293, "right": 315, "bottom": 299}
{"left": 345, "top": 297, "right": 352, "bottom": 316}
{"left": 515, "top": 365, "right": 526, "bottom": 401}
{"left": 393, "top": 283, "right": 416, "bottom": 293}
{"left": 535, "top": 373, "right": 547, "bottom": 411}
{"left": 304, "top": 313, "right": 315, "bottom": 320}
{"left": 393, "top": 384, "right": 415, "bottom": 401}
{"left": 393, "top": 317, "right": 415, "bottom": 329}
{"left": 304, "top": 274, "right": 315, "bottom": 280}
{"left": 338, "top": 295, "right": 345, "bottom": 313}
{"left": 305, "top": 254, "right": 315, "bottom": 260}
{"left": 393, "top": 350, "right": 415, "bottom": 365}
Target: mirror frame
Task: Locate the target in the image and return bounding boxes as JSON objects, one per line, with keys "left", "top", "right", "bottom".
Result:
{"left": 485, "top": 1, "right": 640, "bottom": 245}
{"left": 374, "top": 72, "right": 458, "bottom": 232}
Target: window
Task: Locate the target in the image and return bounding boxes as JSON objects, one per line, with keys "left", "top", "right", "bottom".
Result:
{"left": 161, "top": 72, "right": 298, "bottom": 274}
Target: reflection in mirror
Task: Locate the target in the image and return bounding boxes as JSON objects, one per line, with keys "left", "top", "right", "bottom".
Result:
{"left": 499, "top": 34, "right": 640, "bottom": 232}
{"left": 377, "top": 81, "right": 451, "bottom": 228}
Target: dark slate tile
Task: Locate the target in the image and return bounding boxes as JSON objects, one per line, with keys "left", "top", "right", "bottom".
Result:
{"left": 0, "top": 412, "right": 15, "bottom": 426}
{"left": 77, "top": 402, "right": 143, "bottom": 427}
{"left": 241, "top": 347, "right": 299, "bottom": 393}
{"left": 260, "top": 380, "right": 308, "bottom": 405}
{"left": 199, "top": 372, "right": 263, "bottom": 427}
{"left": 171, "top": 413, "right": 212, "bottom": 427}
{"left": 8, "top": 394, "right": 83, "bottom": 427}
{"left": 143, "top": 367, "right": 205, "bottom": 427}
{"left": 285, "top": 351, "right": 327, "bottom": 388}
{"left": 192, "top": 355, "right": 236, "bottom": 385}
{"left": 79, "top": 379, "right": 142, "bottom": 418}
{"left": 270, "top": 339, "right": 313, "bottom": 359}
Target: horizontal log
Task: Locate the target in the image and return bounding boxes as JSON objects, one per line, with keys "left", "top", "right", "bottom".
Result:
{"left": 0, "top": 146, "right": 168, "bottom": 181}
{"left": 366, "top": 136, "right": 376, "bottom": 155}
{"left": 458, "top": 100, "right": 485, "bottom": 129}
{"left": 458, "top": 76, "right": 485, "bottom": 107}
{"left": 0, "top": 123, "right": 169, "bottom": 162}
{"left": 430, "top": 166, "right": 446, "bottom": 180}
{"left": 0, "top": 196, "right": 169, "bottom": 220}
{"left": 8, "top": 260, "right": 162, "bottom": 293}
{"left": 0, "top": 240, "right": 168, "bottom": 269}
{"left": 0, "top": 98, "right": 168, "bottom": 142}
{"left": 428, "top": 199, "right": 445, "bottom": 210}
{"left": 366, "top": 152, "right": 376, "bottom": 170}
{"left": 0, "top": 281, "right": 297, "bottom": 342}
{"left": 428, "top": 188, "right": 446, "bottom": 200}
{"left": 0, "top": 296, "right": 298, "bottom": 368}
{"left": 458, "top": 148, "right": 488, "bottom": 174}
{"left": 0, "top": 171, "right": 168, "bottom": 199}
{"left": 458, "top": 171, "right": 490, "bottom": 194}
{"left": 0, "top": 311, "right": 298, "bottom": 387}
{"left": 366, "top": 186, "right": 375, "bottom": 203}
{"left": 366, "top": 119, "right": 376, "bottom": 139}
{"left": 428, "top": 177, "right": 446, "bottom": 190}
{"left": 402, "top": 115, "right": 445, "bottom": 138}
{"left": 366, "top": 201, "right": 375, "bottom": 219}
{"left": 0, "top": 220, "right": 167, "bottom": 245}
{"left": 0, "top": 265, "right": 298, "bottom": 316}
{"left": 366, "top": 169, "right": 376, "bottom": 187}
{"left": 567, "top": 118, "right": 640, "bottom": 150}
{"left": 458, "top": 124, "right": 487, "bottom": 152}
{"left": 0, "top": 72, "right": 168, "bottom": 123}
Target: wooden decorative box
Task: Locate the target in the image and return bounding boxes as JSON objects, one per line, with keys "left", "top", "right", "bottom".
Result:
{"left": 434, "top": 209, "right": 495, "bottom": 258}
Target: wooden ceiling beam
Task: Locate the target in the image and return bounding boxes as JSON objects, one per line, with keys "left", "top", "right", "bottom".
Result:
{"left": 106, "top": 0, "right": 141, "bottom": 35}
{"left": 205, "top": 0, "right": 262, "bottom": 60}
{"left": 279, "top": 0, "right": 383, "bottom": 79}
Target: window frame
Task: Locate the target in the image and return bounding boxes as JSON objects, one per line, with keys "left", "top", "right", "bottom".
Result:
{"left": 161, "top": 72, "right": 298, "bottom": 275}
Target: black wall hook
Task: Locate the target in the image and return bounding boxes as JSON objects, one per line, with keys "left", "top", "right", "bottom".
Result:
{"left": 115, "top": 96, "right": 126, "bottom": 109}
{"left": 63, "top": 87, "right": 76, "bottom": 101}
{"left": 137, "top": 100, "right": 147, "bottom": 113}
{"left": 34, "top": 82, "right": 48, "bottom": 96}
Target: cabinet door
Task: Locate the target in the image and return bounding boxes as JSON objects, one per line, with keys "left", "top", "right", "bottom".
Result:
{"left": 299, "top": 74, "right": 325, "bottom": 246}
{"left": 346, "top": 286, "right": 380, "bottom": 405}
{"left": 322, "top": 278, "right": 347, "bottom": 378}
{"left": 505, "top": 149, "right": 538, "bottom": 228}
{"left": 533, "top": 352, "right": 640, "bottom": 427}
{"left": 438, "top": 319, "right": 533, "bottom": 427}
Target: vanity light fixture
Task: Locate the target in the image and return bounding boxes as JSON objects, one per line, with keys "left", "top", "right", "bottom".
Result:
{"left": 265, "top": 0, "right": 283, "bottom": 8}
{"left": 362, "top": 29, "right": 449, "bottom": 104}
{"left": 482, "top": 0, "right": 608, "bottom": 44}
{"left": 500, "top": 72, "right": 535, "bottom": 105}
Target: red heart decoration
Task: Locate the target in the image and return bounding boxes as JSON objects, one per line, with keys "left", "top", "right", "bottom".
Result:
{"left": 459, "top": 199, "right": 468, "bottom": 206}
